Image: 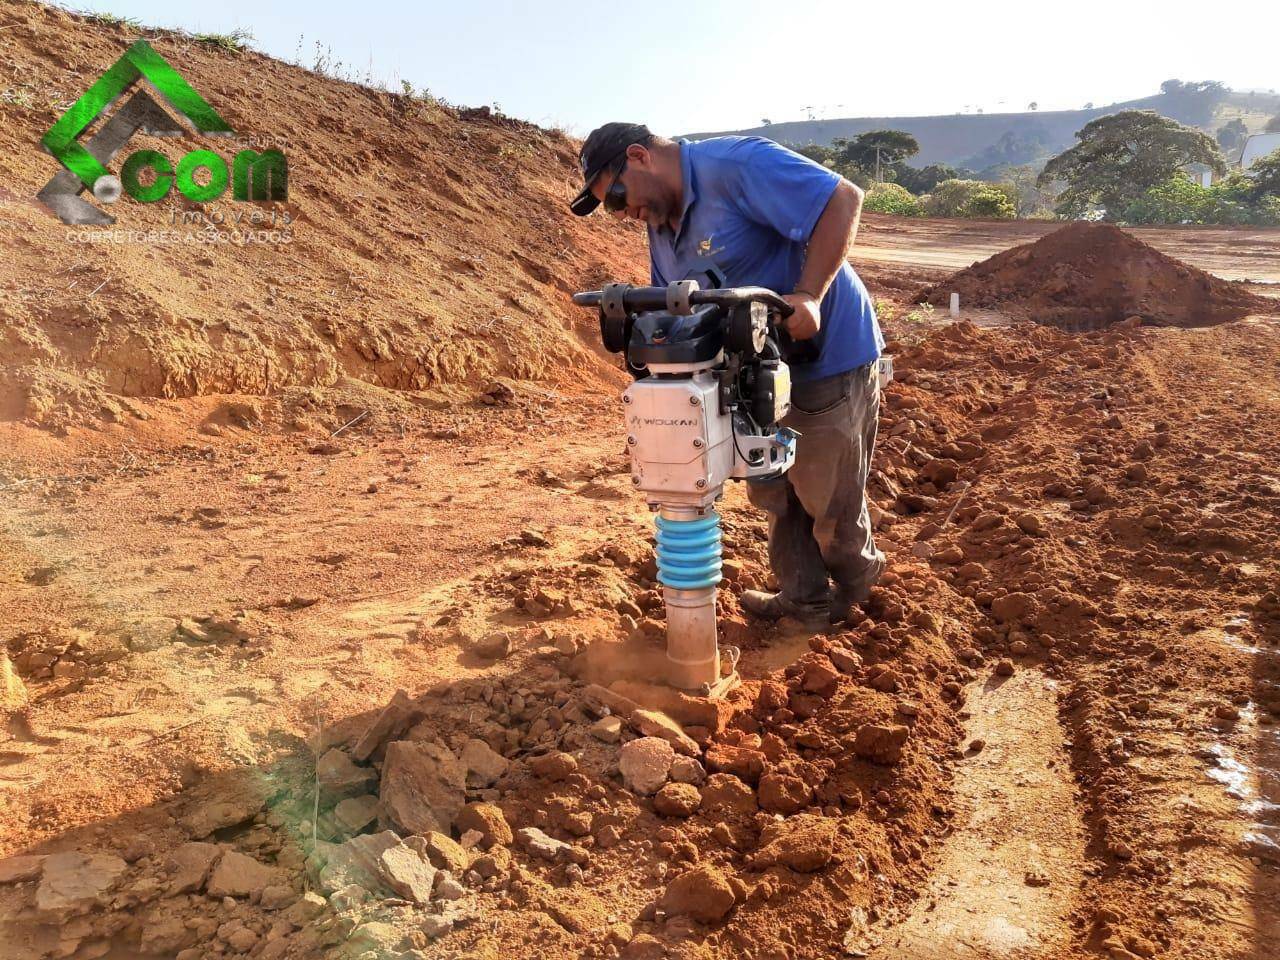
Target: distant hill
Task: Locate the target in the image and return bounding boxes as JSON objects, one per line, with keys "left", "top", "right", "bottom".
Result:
{"left": 685, "top": 85, "right": 1280, "bottom": 172}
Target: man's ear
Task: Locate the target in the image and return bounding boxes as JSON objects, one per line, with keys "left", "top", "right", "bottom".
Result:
{"left": 627, "top": 143, "right": 652, "bottom": 168}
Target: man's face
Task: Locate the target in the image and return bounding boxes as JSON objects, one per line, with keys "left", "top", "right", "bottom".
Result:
{"left": 589, "top": 144, "right": 672, "bottom": 230}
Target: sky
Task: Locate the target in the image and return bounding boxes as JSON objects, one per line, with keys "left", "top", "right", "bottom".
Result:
{"left": 69, "top": 0, "right": 1280, "bottom": 136}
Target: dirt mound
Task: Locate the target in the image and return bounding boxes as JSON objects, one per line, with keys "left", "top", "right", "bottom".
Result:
{"left": 914, "top": 222, "right": 1274, "bottom": 330}
{"left": 0, "top": 4, "right": 644, "bottom": 426}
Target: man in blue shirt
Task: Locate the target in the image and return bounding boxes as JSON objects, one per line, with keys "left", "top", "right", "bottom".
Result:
{"left": 571, "top": 123, "right": 886, "bottom": 628}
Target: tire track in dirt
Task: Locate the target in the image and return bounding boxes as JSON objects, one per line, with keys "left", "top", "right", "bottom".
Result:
{"left": 871, "top": 668, "right": 1085, "bottom": 958}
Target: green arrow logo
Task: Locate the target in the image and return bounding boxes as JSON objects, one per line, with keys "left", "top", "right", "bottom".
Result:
{"left": 42, "top": 39, "right": 232, "bottom": 191}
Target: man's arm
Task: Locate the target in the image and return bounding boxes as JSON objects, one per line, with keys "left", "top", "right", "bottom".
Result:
{"left": 784, "top": 179, "right": 863, "bottom": 340}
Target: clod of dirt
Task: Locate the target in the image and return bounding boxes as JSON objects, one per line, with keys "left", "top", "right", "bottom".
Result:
{"left": 455, "top": 802, "right": 513, "bottom": 847}
{"left": 915, "top": 222, "right": 1274, "bottom": 329}
{"left": 852, "top": 723, "right": 910, "bottom": 765}
{"left": 658, "top": 863, "right": 737, "bottom": 923}
{"left": 653, "top": 782, "right": 702, "bottom": 817}
{"left": 749, "top": 815, "right": 838, "bottom": 873}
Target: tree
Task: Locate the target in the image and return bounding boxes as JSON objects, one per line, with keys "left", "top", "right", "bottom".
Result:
{"left": 761, "top": 118, "right": 772, "bottom": 126}
{"left": 1028, "top": 102, "right": 1038, "bottom": 111}
{"left": 831, "top": 130, "right": 920, "bottom": 181}
{"left": 1156, "top": 79, "right": 1228, "bottom": 125}
{"left": 1002, "top": 163, "right": 1060, "bottom": 217}
{"left": 895, "top": 163, "right": 958, "bottom": 194}
{"left": 1217, "top": 119, "right": 1249, "bottom": 155}
{"left": 787, "top": 142, "right": 835, "bottom": 167}
{"left": 1038, "top": 110, "right": 1227, "bottom": 219}
{"left": 1266, "top": 114, "right": 1280, "bottom": 134}
{"left": 1248, "top": 148, "right": 1280, "bottom": 201}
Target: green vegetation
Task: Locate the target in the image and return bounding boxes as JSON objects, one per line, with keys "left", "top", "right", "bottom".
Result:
{"left": 791, "top": 133, "right": 1018, "bottom": 220}
{"left": 1038, "top": 111, "right": 1226, "bottom": 219}
{"left": 192, "top": 28, "right": 254, "bottom": 53}
{"left": 1267, "top": 115, "right": 1280, "bottom": 134}
{"left": 864, "top": 182, "right": 924, "bottom": 217}
{"left": 923, "top": 180, "right": 1018, "bottom": 219}
{"left": 1123, "top": 151, "right": 1280, "bottom": 226}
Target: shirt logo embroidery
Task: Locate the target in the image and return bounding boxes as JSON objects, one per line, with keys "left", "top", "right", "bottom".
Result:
{"left": 698, "top": 234, "right": 725, "bottom": 258}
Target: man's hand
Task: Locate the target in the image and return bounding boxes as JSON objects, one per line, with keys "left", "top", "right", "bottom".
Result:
{"left": 782, "top": 292, "right": 822, "bottom": 340}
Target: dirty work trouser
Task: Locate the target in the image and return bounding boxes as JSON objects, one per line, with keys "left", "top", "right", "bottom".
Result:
{"left": 746, "top": 361, "right": 885, "bottom": 613}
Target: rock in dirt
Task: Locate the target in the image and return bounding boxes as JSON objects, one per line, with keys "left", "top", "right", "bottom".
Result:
{"left": 351, "top": 689, "right": 422, "bottom": 762}
{"left": 0, "top": 854, "right": 45, "bottom": 884}
{"left": 316, "top": 748, "right": 376, "bottom": 799}
{"left": 348, "top": 921, "right": 406, "bottom": 957}
{"left": 166, "top": 842, "right": 221, "bottom": 894}
{"left": 455, "top": 802, "right": 513, "bottom": 848}
{"left": 410, "top": 832, "right": 470, "bottom": 874}
{"left": 590, "top": 715, "right": 623, "bottom": 743}
{"left": 333, "top": 794, "right": 380, "bottom": 834}
{"left": 318, "top": 831, "right": 401, "bottom": 893}
{"left": 620, "top": 737, "right": 676, "bottom": 795}
{"left": 829, "top": 647, "right": 862, "bottom": 674}
{"left": 283, "top": 890, "right": 327, "bottom": 925}
{"left": 852, "top": 723, "right": 910, "bottom": 765}
{"left": 517, "top": 827, "right": 573, "bottom": 862}
{"left": 670, "top": 756, "right": 706, "bottom": 785}
{"left": 377, "top": 842, "right": 437, "bottom": 903}
{"left": 802, "top": 656, "right": 840, "bottom": 696}
{"left": 380, "top": 740, "right": 466, "bottom": 835}
{"left": 750, "top": 814, "right": 838, "bottom": 873}
{"left": 178, "top": 784, "right": 268, "bottom": 838}
{"left": 653, "top": 782, "right": 702, "bottom": 818}
{"left": 629, "top": 709, "right": 699, "bottom": 756}
{"left": 140, "top": 914, "right": 197, "bottom": 954}
{"left": 206, "top": 850, "right": 284, "bottom": 899}
{"left": 460, "top": 738, "right": 509, "bottom": 788}
{"left": 659, "top": 864, "right": 736, "bottom": 924}
{"left": 529, "top": 750, "right": 578, "bottom": 782}
{"left": 34, "top": 851, "right": 127, "bottom": 918}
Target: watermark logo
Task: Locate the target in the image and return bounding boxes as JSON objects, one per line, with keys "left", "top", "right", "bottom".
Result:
{"left": 39, "top": 39, "right": 287, "bottom": 225}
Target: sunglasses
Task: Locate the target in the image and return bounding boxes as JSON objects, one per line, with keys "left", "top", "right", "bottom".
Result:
{"left": 603, "top": 155, "right": 629, "bottom": 213}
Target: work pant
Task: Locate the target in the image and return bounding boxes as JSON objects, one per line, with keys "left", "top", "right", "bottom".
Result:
{"left": 746, "top": 361, "right": 885, "bottom": 612}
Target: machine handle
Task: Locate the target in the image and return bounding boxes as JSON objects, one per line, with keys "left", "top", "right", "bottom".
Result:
{"left": 571, "top": 284, "right": 795, "bottom": 319}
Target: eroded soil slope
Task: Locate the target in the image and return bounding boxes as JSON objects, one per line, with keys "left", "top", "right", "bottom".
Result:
{"left": 0, "top": 1, "right": 643, "bottom": 428}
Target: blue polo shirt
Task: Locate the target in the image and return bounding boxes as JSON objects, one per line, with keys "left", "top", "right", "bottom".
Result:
{"left": 648, "top": 136, "right": 882, "bottom": 382}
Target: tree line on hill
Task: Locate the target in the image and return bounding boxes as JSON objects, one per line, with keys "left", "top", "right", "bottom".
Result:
{"left": 789, "top": 103, "right": 1280, "bottom": 226}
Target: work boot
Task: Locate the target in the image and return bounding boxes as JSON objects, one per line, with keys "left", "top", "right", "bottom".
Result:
{"left": 829, "top": 556, "right": 887, "bottom": 625}
{"left": 740, "top": 590, "right": 830, "bottom": 630}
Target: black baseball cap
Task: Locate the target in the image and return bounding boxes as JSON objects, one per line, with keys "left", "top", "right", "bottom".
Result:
{"left": 570, "top": 122, "right": 651, "bottom": 216}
